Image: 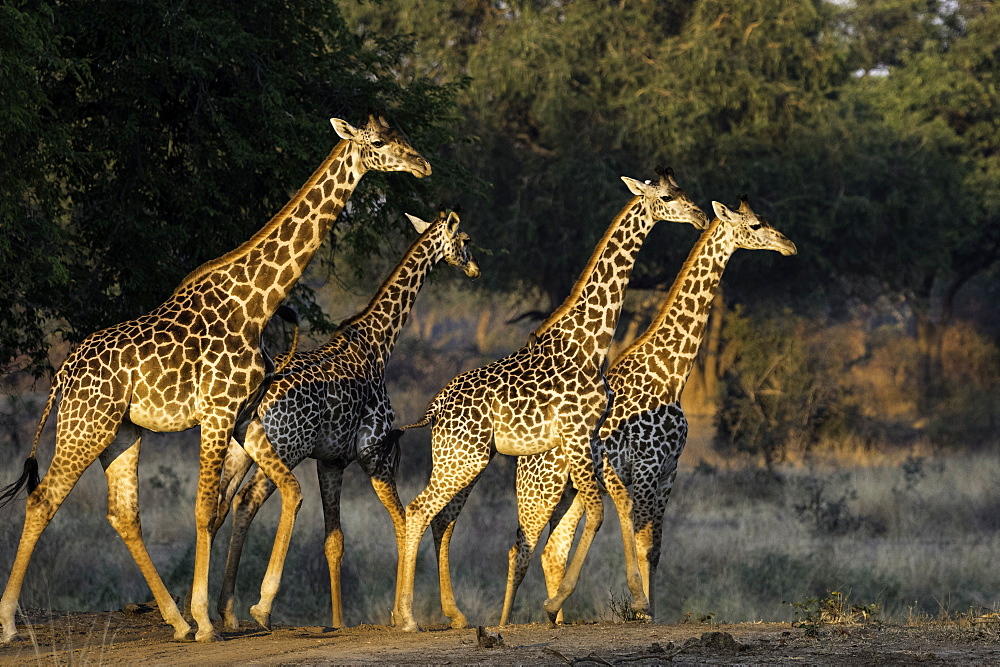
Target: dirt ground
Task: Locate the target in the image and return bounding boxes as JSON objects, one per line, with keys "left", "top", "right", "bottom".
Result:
{"left": 1, "top": 604, "right": 999, "bottom": 665}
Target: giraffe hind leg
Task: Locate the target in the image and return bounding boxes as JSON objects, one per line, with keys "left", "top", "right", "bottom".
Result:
{"left": 369, "top": 470, "right": 406, "bottom": 626}
{"left": 101, "top": 427, "right": 194, "bottom": 641}
{"left": 603, "top": 463, "right": 650, "bottom": 619}
{"left": 216, "top": 467, "right": 276, "bottom": 631}
{"left": 431, "top": 482, "right": 480, "bottom": 630}
{"left": 1, "top": 412, "right": 125, "bottom": 642}
{"left": 397, "top": 453, "right": 491, "bottom": 633}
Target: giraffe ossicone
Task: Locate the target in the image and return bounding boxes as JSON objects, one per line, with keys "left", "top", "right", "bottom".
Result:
{"left": 0, "top": 114, "right": 430, "bottom": 644}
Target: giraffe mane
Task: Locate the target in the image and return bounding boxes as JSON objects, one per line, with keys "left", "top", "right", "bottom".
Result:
{"left": 610, "top": 216, "right": 723, "bottom": 366}
{"left": 533, "top": 196, "right": 642, "bottom": 337}
{"left": 173, "top": 139, "right": 350, "bottom": 293}
{"left": 337, "top": 216, "right": 439, "bottom": 332}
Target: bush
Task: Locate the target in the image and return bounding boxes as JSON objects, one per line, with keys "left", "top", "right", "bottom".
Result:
{"left": 713, "top": 307, "right": 854, "bottom": 467}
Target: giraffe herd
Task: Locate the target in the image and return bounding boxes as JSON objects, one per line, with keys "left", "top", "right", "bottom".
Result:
{"left": 0, "top": 115, "right": 795, "bottom": 643}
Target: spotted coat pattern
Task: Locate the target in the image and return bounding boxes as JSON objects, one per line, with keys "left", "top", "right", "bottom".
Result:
{"left": 510, "top": 197, "right": 797, "bottom": 623}
{"left": 0, "top": 116, "right": 430, "bottom": 644}
{"left": 209, "top": 210, "right": 479, "bottom": 631}
{"left": 393, "top": 169, "right": 708, "bottom": 632}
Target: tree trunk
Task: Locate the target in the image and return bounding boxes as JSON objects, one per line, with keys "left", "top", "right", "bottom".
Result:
{"left": 914, "top": 308, "right": 945, "bottom": 412}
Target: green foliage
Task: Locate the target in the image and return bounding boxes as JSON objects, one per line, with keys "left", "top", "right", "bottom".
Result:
{"left": 341, "top": 0, "right": 1000, "bottom": 325}
{"left": 1, "top": 0, "right": 464, "bottom": 374}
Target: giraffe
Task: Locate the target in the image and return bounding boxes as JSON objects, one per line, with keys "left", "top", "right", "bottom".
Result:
{"left": 391, "top": 167, "right": 708, "bottom": 632}
{"left": 506, "top": 196, "right": 797, "bottom": 624}
{"left": 209, "top": 209, "right": 479, "bottom": 632}
{"left": 0, "top": 115, "right": 430, "bottom": 644}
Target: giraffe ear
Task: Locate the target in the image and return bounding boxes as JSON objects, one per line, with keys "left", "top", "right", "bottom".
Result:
{"left": 621, "top": 176, "right": 651, "bottom": 196}
{"left": 405, "top": 213, "right": 431, "bottom": 234}
{"left": 446, "top": 210, "right": 461, "bottom": 233}
{"left": 712, "top": 201, "right": 736, "bottom": 221}
{"left": 331, "top": 118, "right": 358, "bottom": 141}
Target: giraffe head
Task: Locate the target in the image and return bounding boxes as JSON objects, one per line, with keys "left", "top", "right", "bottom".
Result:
{"left": 330, "top": 114, "right": 432, "bottom": 178}
{"left": 621, "top": 166, "right": 709, "bottom": 229}
{"left": 405, "top": 209, "right": 481, "bottom": 278}
{"left": 711, "top": 196, "right": 797, "bottom": 256}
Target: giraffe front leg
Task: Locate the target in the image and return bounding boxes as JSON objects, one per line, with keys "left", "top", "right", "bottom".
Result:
{"left": 243, "top": 423, "right": 303, "bottom": 631}
{"left": 539, "top": 489, "right": 583, "bottom": 626}
{"left": 541, "top": 442, "right": 605, "bottom": 624}
{"left": 317, "top": 461, "right": 346, "bottom": 629}
{"left": 603, "top": 461, "right": 650, "bottom": 619}
{"left": 190, "top": 424, "right": 233, "bottom": 642}
{"left": 212, "top": 440, "right": 255, "bottom": 539}
{"left": 101, "top": 432, "right": 194, "bottom": 642}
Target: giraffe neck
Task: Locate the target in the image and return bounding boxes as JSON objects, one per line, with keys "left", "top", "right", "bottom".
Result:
{"left": 533, "top": 198, "right": 656, "bottom": 358}
{"left": 174, "top": 139, "right": 364, "bottom": 323}
{"left": 336, "top": 226, "right": 442, "bottom": 368}
{"left": 611, "top": 217, "right": 732, "bottom": 400}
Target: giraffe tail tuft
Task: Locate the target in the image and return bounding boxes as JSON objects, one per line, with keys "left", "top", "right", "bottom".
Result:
{"left": 0, "top": 367, "right": 63, "bottom": 508}
{"left": 377, "top": 430, "right": 403, "bottom": 476}
{"left": 0, "top": 458, "right": 40, "bottom": 509}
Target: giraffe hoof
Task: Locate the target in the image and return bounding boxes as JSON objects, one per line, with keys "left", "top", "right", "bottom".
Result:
{"left": 399, "top": 619, "right": 422, "bottom": 633}
{"left": 195, "top": 629, "right": 223, "bottom": 643}
{"left": 449, "top": 615, "right": 469, "bottom": 630}
{"left": 171, "top": 627, "right": 196, "bottom": 642}
{"left": 250, "top": 605, "right": 272, "bottom": 631}
{"left": 1, "top": 632, "right": 25, "bottom": 644}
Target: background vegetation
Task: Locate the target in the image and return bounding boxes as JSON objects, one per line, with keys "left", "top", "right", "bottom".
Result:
{"left": 1, "top": 0, "right": 999, "bottom": 629}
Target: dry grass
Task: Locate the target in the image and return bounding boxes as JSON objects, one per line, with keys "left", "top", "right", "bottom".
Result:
{"left": 1, "top": 289, "right": 998, "bottom": 630}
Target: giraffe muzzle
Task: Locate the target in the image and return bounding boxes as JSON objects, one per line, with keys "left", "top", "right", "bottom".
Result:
{"left": 410, "top": 156, "right": 432, "bottom": 178}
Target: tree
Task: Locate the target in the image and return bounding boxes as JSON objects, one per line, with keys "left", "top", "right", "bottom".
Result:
{"left": 0, "top": 3, "right": 78, "bottom": 373}
{"left": 1, "top": 0, "right": 465, "bottom": 374}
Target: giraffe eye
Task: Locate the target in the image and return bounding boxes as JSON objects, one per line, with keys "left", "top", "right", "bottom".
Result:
{"left": 750, "top": 222, "right": 762, "bottom": 230}
{"left": 660, "top": 196, "right": 673, "bottom": 203}
{"left": 371, "top": 140, "right": 386, "bottom": 148}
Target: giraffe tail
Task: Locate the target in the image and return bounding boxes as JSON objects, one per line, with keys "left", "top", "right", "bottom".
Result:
{"left": 273, "top": 305, "right": 300, "bottom": 375}
{"left": 396, "top": 411, "right": 433, "bottom": 434}
{"left": 0, "top": 369, "right": 61, "bottom": 508}
{"left": 381, "top": 407, "right": 434, "bottom": 454}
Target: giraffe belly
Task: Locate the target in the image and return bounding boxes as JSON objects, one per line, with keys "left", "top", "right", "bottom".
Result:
{"left": 128, "top": 396, "right": 199, "bottom": 433}
{"left": 493, "top": 413, "right": 561, "bottom": 456}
